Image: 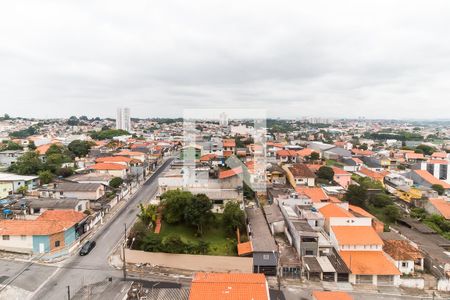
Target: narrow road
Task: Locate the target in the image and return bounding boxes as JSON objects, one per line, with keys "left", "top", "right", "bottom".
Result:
{"left": 31, "top": 158, "right": 174, "bottom": 300}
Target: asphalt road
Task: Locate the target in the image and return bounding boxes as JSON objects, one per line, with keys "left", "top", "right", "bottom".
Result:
{"left": 27, "top": 158, "right": 174, "bottom": 300}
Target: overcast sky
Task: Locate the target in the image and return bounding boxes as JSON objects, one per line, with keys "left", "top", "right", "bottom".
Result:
{"left": 1, "top": 1, "right": 450, "bottom": 119}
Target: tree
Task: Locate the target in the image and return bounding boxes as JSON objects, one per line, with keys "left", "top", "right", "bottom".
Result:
{"left": 0, "top": 141, "right": 23, "bottom": 151}
{"left": 67, "top": 116, "right": 79, "bottom": 126}
{"left": 109, "top": 177, "right": 124, "bottom": 188}
{"left": 162, "top": 234, "right": 187, "bottom": 253}
{"left": 8, "top": 151, "right": 42, "bottom": 175}
{"left": 55, "top": 167, "right": 74, "bottom": 178}
{"left": 309, "top": 152, "right": 320, "bottom": 161}
{"left": 344, "top": 184, "right": 367, "bottom": 207}
{"left": 68, "top": 140, "right": 93, "bottom": 157}
{"left": 431, "top": 184, "right": 445, "bottom": 196}
{"left": 317, "top": 166, "right": 334, "bottom": 181}
{"left": 222, "top": 201, "right": 245, "bottom": 236}
{"left": 384, "top": 205, "right": 401, "bottom": 223}
{"left": 16, "top": 185, "right": 28, "bottom": 196}
{"left": 138, "top": 204, "right": 158, "bottom": 227}
{"left": 161, "top": 190, "right": 193, "bottom": 224}
{"left": 28, "top": 141, "right": 36, "bottom": 150}
{"left": 369, "top": 193, "right": 393, "bottom": 208}
{"left": 184, "top": 194, "right": 214, "bottom": 235}
{"left": 415, "top": 144, "right": 435, "bottom": 156}
{"left": 38, "top": 170, "right": 54, "bottom": 184}
{"left": 140, "top": 233, "right": 163, "bottom": 252}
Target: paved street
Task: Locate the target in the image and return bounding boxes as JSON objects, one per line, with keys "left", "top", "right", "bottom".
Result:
{"left": 0, "top": 158, "right": 173, "bottom": 300}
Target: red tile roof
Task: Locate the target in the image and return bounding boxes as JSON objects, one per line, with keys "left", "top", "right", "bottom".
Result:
{"left": 219, "top": 167, "right": 243, "bottom": 179}
{"left": 313, "top": 291, "right": 353, "bottom": 300}
{"left": 296, "top": 187, "right": 329, "bottom": 203}
{"left": 96, "top": 156, "right": 132, "bottom": 163}
{"left": 223, "top": 139, "right": 236, "bottom": 147}
{"left": 319, "top": 204, "right": 353, "bottom": 218}
{"left": 237, "top": 241, "right": 253, "bottom": 256}
{"left": 383, "top": 240, "right": 423, "bottom": 261}
{"left": 352, "top": 148, "right": 374, "bottom": 156}
{"left": 115, "top": 150, "right": 145, "bottom": 156}
{"left": 413, "top": 170, "right": 450, "bottom": 189}
{"left": 428, "top": 198, "right": 450, "bottom": 219}
{"left": 332, "top": 226, "right": 383, "bottom": 246}
{"left": 189, "top": 272, "right": 269, "bottom": 300}
{"left": 276, "top": 149, "right": 298, "bottom": 157}
{"left": 199, "top": 153, "right": 217, "bottom": 162}
{"left": 339, "top": 251, "right": 401, "bottom": 275}
{"left": 38, "top": 210, "right": 85, "bottom": 223}
{"left": 288, "top": 163, "right": 316, "bottom": 178}
{"left": 89, "top": 163, "right": 127, "bottom": 170}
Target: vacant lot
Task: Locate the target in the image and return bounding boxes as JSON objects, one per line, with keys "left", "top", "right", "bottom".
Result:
{"left": 159, "top": 214, "right": 238, "bottom": 256}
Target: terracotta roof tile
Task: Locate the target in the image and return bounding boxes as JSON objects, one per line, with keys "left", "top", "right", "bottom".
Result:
{"left": 319, "top": 204, "right": 353, "bottom": 218}
{"left": 428, "top": 198, "right": 450, "bottom": 219}
{"left": 89, "top": 163, "right": 127, "bottom": 170}
{"left": 383, "top": 240, "right": 423, "bottom": 261}
{"left": 189, "top": 272, "right": 269, "bottom": 300}
{"left": 296, "top": 187, "right": 329, "bottom": 203}
{"left": 339, "top": 251, "right": 401, "bottom": 275}
{"left": 332, "top": 226, "right": 383, "bottom": 246}
{"left": 219, "top": 167, "right": 243, "bottom": 179}
{"left": 413, "top": 170, "right": 450, "bottom": 189}
{"left": 313, "top": 291, "right": 353, "bottom": 300}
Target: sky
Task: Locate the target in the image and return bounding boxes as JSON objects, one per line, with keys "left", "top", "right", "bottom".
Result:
{"left": 1, "top": 0, "right": 450, "bottom": 120}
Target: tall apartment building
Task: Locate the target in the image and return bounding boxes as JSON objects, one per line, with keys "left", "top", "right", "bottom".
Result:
{"left": 116, "top": 107, "right": 131, "bottom": 132}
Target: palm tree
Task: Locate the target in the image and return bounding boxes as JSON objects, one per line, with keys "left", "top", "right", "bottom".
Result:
{"left": 137, "top": 204, "right": 158, "bottom": 228}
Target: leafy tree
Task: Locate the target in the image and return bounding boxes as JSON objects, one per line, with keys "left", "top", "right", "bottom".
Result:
{"left": 0, "top": 141, "right": 23, "bottom": 151}
{"left": 431, "top": 184, "right": 445, "bottom": 196}
{"left": 38, "top": 170, "right": 54, "bottom": 184}
{"left": 9, "top": 126, "right": 37, "bottom": 138}
{"left": 140, "top": 233, "right": 163, "bottom": 252}
{"left": 28, "top": 141, "right": 36, "bottom": 150}
{"left": 162, "top": 234, "right": 186, "bottom": 253}
{"left": 344, "top": 184, "right": 367, "bottom": 207}
{"left": 222, "top": 201, "right": 245, "bottom": 236}
{"left": 410, "top": 207, "right": 427, "bottom": 220}
{"left": 67, "top": 116, "right": 79, "bottom": 126}
{"left": 55, "top": 167, "right": 74, "bottom": 178}
{"left": 369, "top": 194, "right": 393, "bottom": 208}
{"left": 384, "top": 205, "right": 401, "bottom": 223}
{"left": 184, "top": 194, "right": 214, "bottom": 235}
{"left": 16, "top": 185, "right": 28, "bottom": 195}
{"left": 9, "top": 151, "right": 42, "bottom": 175}
{"left": 90, "top": 129, "right": 129, "bottom": 140}
{"left": 415, "top": 144, "right": 435, "bottom": 156}
{"left": 196, "top": 240, "right": 210, "bottom": 254}
{"left": 68, "top": 140, "right": 93, "bottom": 157}
{"left": 138, "top": 204, "right": 159, "bottom": 227}
{"left": 309, "top": 152, "right": 320, "bottom": 161}
{"left": 109, "top": 177, "right": 124, "bottom": 188}
{"left": 161, "top": 190, "right": 193, "bottom": 224}
{"left": 317, "top": 166, "right": 334, "bottom": 181}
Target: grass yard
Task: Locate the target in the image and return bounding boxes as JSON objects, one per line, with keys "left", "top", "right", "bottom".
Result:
{"left": 159, "top": 214, "right": 238, "bottom": 256}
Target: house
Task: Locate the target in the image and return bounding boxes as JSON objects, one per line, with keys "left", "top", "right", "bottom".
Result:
{"left": 27, "top": 198, "right": 89, "bottom": 216}
{"left": 331, "top": 167, "right": 351, "bottom": 189}
{"left": 0, "top": 150, "right": 25, "bottom": 168}
{"left": 383, "top": 239, "right": 424, "bottom": 275}
{"left": 341, "top": 158, "right": 363, "bottom": 172}
{"left": 357, "top": 167, "right": 388, "bottom": 185}
{"left": 409, "top": 170, "right": 450, "bottom": 194}
{"left": 66, "top": 173, "right": 114, "bottom": 186}
{"left": 96, "top": 156, "right": 133, "bottom": 166}
{"left": 276, "top": 149, "right": 298, "bottom": 163}
{"left": 312, "top": 291, "right": 353, "bottom": 300}
{"left": 424, "top": 198, "right": 450, "bottom": 220}
{"left": 222, "top": 139, "right": 236, "bottom": 157}
{"left": 296, "top": 187, "right": 330, "bottom": 203}
{"left": 245, "top": 207, "right": 278, "bottom": 276}
{"left": 0, "top": 181, "right": 12, "bottom": 199}
{"left": 0, "top": 210, "right": 85, "bottom": 255}
{"left": 348, "top": 205, "right": 384, "bottom": 233}
{"left": 284, "top": 163, "right": 316, "bottom": 187}
{"left": 89, "top": 163, "right": 128, "bottom": 179}
{"left": 266, "top": 163, "right": 286, "bottom": 185}
{"left": 296, "top": 148, "right": 318, "bottom": 160}
{"left": 0, "top": 172, "right": 39, "bottom": 193}
{"left": 189, "top": 272, "right": 269, "bottom": 300}
{"left": 55, "top": 182, "right": 105, "bottom": 201}
{"left": 114, "top": 150, "right": 146, "bottom": 162}
{"left": 415, "top": 159, "right": 450, "bottom": 184}
{"left": 323, "top": 147, "right": 352, "bottom": 160}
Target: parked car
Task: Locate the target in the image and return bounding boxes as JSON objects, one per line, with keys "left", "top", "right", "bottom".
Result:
{"left": 79, "top": 240, "right": 96, "bottom": 256}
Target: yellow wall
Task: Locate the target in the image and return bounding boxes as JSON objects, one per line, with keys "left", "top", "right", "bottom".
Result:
{"left": 0, "top": 182, "right": 13, "bottom": 199}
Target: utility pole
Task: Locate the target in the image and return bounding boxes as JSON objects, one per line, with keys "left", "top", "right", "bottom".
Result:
{"left": 67, "top": 285, "right": 70, "bottom": 300}
{"left": 123, "top": 223, "right": 127, "bottom": 281}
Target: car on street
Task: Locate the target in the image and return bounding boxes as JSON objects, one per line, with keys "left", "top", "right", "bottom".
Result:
{"left": 79, "top": 240, "right": 96, "bottom": 256}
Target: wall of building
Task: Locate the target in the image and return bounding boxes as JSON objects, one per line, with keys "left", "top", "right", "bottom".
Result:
{"left": 32, "top": 235, "right": 50, "bottom": 253}
{"left": 396, "top": 260, "right": 415, "bottom": 275}
{"left": 0, "top": 182, "right": 13, "bottom": 198}
{"left": 0, "top": 234, "right": 33, "bottom": 253}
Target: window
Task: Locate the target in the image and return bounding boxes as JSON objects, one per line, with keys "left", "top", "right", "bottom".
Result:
{"left": 263, "top": 254, "right": 270, "bottom": 260}
{"left": 77, "top": 204, "right": 82, "bottom": 211}
{"left": 2, "top": 235, "right": 10, "bottom": 240}
{"left": 401, "top": 262, "right": 408, "bottom": 267}
{"left": 21, "top": 235, "right": 26, "bottom": 240}
{"left": 305, "top": 250, "right": 314, "bottom": 256}
{"left": 55, "top": 241, "right": 61, "bottom": 247}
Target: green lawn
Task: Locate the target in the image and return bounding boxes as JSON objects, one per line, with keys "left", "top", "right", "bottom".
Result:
{"left": 159, "top": 214, "right": 238, "bottom": 256}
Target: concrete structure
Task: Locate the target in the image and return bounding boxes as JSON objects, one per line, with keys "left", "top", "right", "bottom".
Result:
{"left": 0, "top": 172, "right": 39, "bottom": 193}
{"left": 116, "top": 107, "right": 131, "bottom": 132}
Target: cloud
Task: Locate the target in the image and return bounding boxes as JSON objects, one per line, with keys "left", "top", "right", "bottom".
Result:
{"left": 0, "top": 0, "right": 450, "bottom": 119}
